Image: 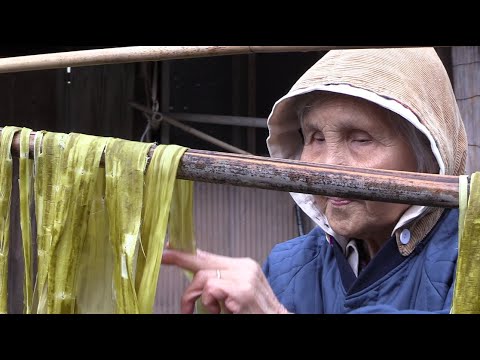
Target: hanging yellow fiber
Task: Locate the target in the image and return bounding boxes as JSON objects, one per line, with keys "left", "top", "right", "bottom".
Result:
{"left": 135, "top": 144, "right": 192, "bottom": 313}
{"left": 169, "top": 177, "right": 195, "bottom": 254}
{"left": 0, "top": 126, "right": 21, "bottom": 313}
{"left": 18, "top": 128, "right": 34, "bottom": 314}
{"left": 1, "top": 128, "right": 195, "bottom": 313}
{"left": 48, "top": 134, "right": 108, "bottom": 313}
{"left": 104, "top": 138, "right": 151, "bottom": 314}
{"left": 32, "top": 132, "right": 108, "bottom": 313}
{"left": 33, "top": 131, "right": 67, "bottom": 313}
{"left": 452, "top": 172, "right": 480, "bottom": 313}
{"left": 75, "top": 167, "right": 114, "bottom": 313}
{"left": 165, "top": 150, "right": 199, "bottom": 310}
{"left": 169, "top": 177, "right": 196, "bottom": 282}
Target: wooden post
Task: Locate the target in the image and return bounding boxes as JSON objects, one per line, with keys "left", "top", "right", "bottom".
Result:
{"left": 141, "top": 62, "right": 152, "bottom": 143}
{"left": 231, "top": 56, "right": 244, "bottom": 148}
{"left": 247, "top": 54, "right": 257, "bottom": 154}
{"left": 161, "top": 61, "right": 170, "bottom": 144}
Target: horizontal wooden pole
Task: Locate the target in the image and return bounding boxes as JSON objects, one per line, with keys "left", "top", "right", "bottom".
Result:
{"left": 177, "top": 151, "right": 460, "bottom": 208}
{"left": 168, "top": 112, "right": 267, "bottom": 128}
{"left": 0, "top": 46, "right": 422, "bottom": 74}
{"left": 0, "top": 46, "right": 337, "bottom": 74}
{"left": 5, "top": 128, "right": 460, "bottom": 208}
{"left": 130, "top": 102, "right": 267, "bottom": 128}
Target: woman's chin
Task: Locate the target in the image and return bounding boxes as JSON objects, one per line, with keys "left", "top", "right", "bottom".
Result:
{"left": 325, "top": 206, "right": 362, "bottom": 237}
{"left": 327, "top": 219, "right": 363, "bottom": 239}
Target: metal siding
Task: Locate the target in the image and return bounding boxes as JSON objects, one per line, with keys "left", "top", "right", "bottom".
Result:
{"left": 452, "top": 46, "right": 480, "bottom": 173}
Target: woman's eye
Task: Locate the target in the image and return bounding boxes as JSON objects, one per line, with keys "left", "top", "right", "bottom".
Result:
{"left": 350, "top": 131, "right": 372, "bottom": 144}
{"left": 313, "top": 133, "right": 325, "bottom": 142}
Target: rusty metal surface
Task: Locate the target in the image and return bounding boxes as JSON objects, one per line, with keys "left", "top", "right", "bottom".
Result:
{"left": 452, "top": 46, "right": 480, "bottom": 174}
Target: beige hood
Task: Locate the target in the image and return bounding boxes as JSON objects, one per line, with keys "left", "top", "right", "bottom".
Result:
{"left": 266, "top": 48, "right": 467, "bottom": 256}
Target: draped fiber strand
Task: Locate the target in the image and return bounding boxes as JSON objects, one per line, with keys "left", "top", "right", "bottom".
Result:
{"left": 0, "top": 128, "right": 194, "bottom": 313}
{"left": 135, "top": 145, "right": 192, "bottom": 313}
{"left": 75, "top": 167, "right": 114, "bottom": 313}
{"left": 104, "top": 138, "right": 151, "bottom": 314}
{"left": 48, "top": 134, "right": 108, "bottom": 313}
{"left": 170, "top": 177, "right": 195, "bottom": 254}
{"left": 32, "top": 132, "right": 108, "bottom": 313}
{"left": 19, "top": 128, "right": 34, "bottom": 313}
{"left": 166, "top": 148, "right": 198, "bottom": 310}
{"left": 33, "top": 131, "right": 68, "bottom": 313}
{"left": 0, "top": 126, "right": 20, "bottom": 313}
{"left": 452, "top": 172, "right": 480, "bottom": 313}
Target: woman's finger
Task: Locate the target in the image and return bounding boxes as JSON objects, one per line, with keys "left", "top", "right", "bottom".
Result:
{"left": 201, "top": 280, "right": 223, "bottom": 314}
{"left": 201, "top": 278, "right": 236, "bottom": 314}
{"left": 161, "top": 248, "right": 238, "bottom": 273}
{"left": 180, "top": 287, "right": 204, "bottom": 314}
{"left": 180, "top": 269, "right": 220, "bottom": 313}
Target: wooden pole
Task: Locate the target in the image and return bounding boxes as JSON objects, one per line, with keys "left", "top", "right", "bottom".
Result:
{"left": 6, "top": 128, "right": 460, "bottom": 208}
{"left": 0, "top": 46, "right": 345, "bottom": 74}
{"left": 231, "top": 56, "right": 245, "bottom": 148}
{"left": 160, "top": 61, "right": 170, "bottom": 144}
{"left": 129, "top": 102, "right": 267, "bottom": 128}
{"left": 247, "top": 54, "right": 257, "bottom": 153}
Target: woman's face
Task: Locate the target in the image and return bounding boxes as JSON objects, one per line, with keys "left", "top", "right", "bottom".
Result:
{"left": 300, "top": 94, "right": 418, "bottom": 243}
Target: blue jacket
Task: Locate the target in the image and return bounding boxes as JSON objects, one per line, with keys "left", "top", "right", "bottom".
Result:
{"left": 263, "top": 209, "right": 458, "bottom": 314}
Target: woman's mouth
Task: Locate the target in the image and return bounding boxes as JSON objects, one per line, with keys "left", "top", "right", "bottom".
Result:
{"left": 327, "top": 197, "right": 352, "bottom": 206}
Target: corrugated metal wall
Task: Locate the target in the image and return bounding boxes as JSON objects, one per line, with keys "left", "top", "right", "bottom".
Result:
{"left": 452, "top": 46, "right": 480, "bottom": 174}
{"left": 153, "top": 182, "right": 305, "bottom": 314}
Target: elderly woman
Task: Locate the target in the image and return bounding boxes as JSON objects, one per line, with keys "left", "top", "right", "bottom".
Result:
{"left": 162, "top": 48, "right": 467, "bottom": 314}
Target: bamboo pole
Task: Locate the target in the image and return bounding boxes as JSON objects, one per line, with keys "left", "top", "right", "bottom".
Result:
{"left": 0, "top": 46, "right": 343, "bottom": 74}
{"left": 160, "top": 61, "right": 170, "bottom": 144}
{"left": 130, "top": 102, "right": 267, "bottom": 128}
{"left": 167, "top": 112, "right": 267, "bottom": 128}
{"left": 247, "top": 54, "right": 257, "bottom": 153}
{"left": 6, "top": 128, "right": 460, "bottom": 208}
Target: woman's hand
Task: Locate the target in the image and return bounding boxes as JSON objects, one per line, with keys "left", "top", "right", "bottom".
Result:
{"left": 161, "top": 248, "right": 289, "bottom": 314}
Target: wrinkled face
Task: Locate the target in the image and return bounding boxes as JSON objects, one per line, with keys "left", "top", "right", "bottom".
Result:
{"left": 300, "top": 94, "right": 418, "bottom": 243}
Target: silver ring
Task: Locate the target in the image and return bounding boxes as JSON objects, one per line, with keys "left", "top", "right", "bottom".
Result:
{"left": 216, "top": 269, "right": 221, "bottom": 279}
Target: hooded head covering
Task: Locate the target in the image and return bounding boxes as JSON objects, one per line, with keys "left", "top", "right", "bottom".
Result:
{"left": 266, "top": 47, "right": 467, "bottom": 256}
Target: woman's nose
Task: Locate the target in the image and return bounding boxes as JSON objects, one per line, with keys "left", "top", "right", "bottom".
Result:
{"left": 321, "top": 147, "right": 349, "bottom": 167}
